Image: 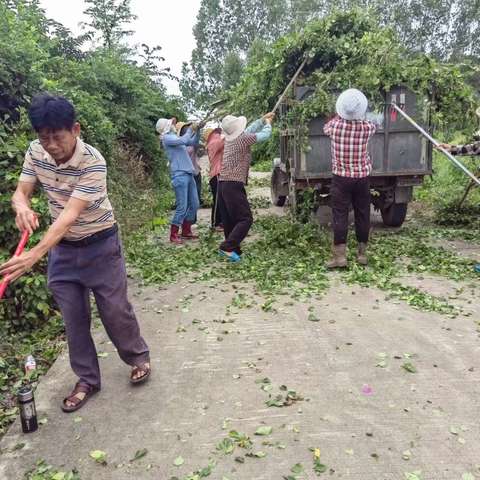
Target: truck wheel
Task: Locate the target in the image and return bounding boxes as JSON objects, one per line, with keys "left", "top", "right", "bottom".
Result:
{"left": 381, "top": 203, "right": 408, "bottom": 227}
{"left": 270, "top": 168, "right": 288, "bottom": 206}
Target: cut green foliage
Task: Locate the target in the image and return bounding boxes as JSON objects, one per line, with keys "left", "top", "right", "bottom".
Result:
{"left": 130, "top": 448, "right": 148, "bottom": 462}
{"left": 216, "top": 438, "right": 235, "bottom": 455}
{"left": 128, "top": 214, "right": 477, "bottom": 320}
{"left": 228, "top": 430, "right": 253, "bottom": 449}
{"left": 291, "top": 463, "right": 304, "bottom": 474}
{"left": 402, "top": 362, "right": 417, "bottom": 374}
{"left": 25, "top": 459, "right": 81, "bottom": 480}
{"left": 89, "top": 450, "right": 107, "bottom": 465}
{"left": 255, "top": 426, "right": 273, "bottom": 436}
{"left": 173, "top": 456, "right": 185, "bottom": 467}
{"left": 265, "top": 385, "right": 304, "bottom": 408}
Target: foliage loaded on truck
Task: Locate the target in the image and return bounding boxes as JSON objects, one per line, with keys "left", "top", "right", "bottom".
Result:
{"left": 227, "top": 10, "right": 478, "bottom": 225}
{"left": 271, "top": 85, "right": 432, "bottom": 227}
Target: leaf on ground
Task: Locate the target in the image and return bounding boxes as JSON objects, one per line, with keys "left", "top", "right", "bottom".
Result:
{"left": 216, "top": 438, "right": 235, "bottom": 455}
{"left": 449, "top": 426, "right": 459, "bottom": 435}
{"left": 402, "top": 362, "right": 417, "bottom": 373}
{"left": 405, "top": 472, "right": 423, "bottom": 480}
{"left": 308, "top": 313, "right": 320, "bottom": 322}
{"left": 402, "top": 450, "right": 412, "bottom": 460}
{"left": 313, "top": 459, "right": 327, "bottom": 474}
{"left": 255, "top": 426, "right": 273, "bottom": 436}
{"left": 314, "top": 447, "right": 321, "bottom": 459}
{"left": 73, "top": 416, "right": 82, "bottom": 423}
{"left": 130, "top": 448, "right": 148, "bottom": 462}
{"left": 291, "top": 463, "right": 304, "bottom": 474}
{"left": 345, "top": 448, "right": 354, "bottom": 455}
{"left": 173, "top": 456, "right": 184, "bottom": 466}
{"left": 89, "top": 450, "right": 107, "bottom": 464}
{"left": 11, "top": 443, "right": 25, "bottom": 451}
{"left": 38, "top": 417, "right": 48, "bottom": 425}
{"left": 97, "top": 352, "right": 109, "bottom": 358}
{"left": 246, "top": 451, "right": 267, "bottom": 458}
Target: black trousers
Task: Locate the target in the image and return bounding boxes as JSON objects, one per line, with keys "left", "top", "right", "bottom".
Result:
{"left": 331, "top": 174, "right": 371, "bottom": 245}
{"left": 218, "top": 181, "right": 253, "bottom": 254}
{"left": 209, "top": 175, "right": 223, "bottom": 227}
{"left": 194, "top": 172, "right": 202, "bottom": 205}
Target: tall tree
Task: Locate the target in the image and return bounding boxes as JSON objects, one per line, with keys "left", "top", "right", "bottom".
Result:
{"left": 180, "top": 0, "right": 289, "bottom": 110}
{"left": 82, "top": 0, "right": 137, "bottom": 50}
{"left": 182, "top": 0, "right": 480, "bottom": 112}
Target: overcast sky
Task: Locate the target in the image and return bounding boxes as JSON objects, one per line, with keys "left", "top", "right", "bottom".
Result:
{"left": 39, "top": 0, "right": 201, "bottom": 95}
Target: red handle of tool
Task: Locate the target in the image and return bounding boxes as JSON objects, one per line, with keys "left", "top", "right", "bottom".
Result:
{"left": 0, "top": 230, "right": 30, "bottom": 299}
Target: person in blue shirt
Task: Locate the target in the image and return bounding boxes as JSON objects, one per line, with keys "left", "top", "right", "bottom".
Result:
{"left": 156, "top": 117, "right": 201, "bottom": 244}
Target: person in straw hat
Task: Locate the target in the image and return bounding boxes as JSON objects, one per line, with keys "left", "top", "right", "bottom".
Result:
{"left": 323, "top": 88, "right": 378, "bottom": 268}
{"left": 156, "top": 117, "right": 201, "bottom": 244}
{"left": 177, "top": 121, "right": 202, "bottom": 208}
{"left": 204, "top": 127, "right": 225, "bottom": 230}
{"left": 217, "top": 112, "right": 275, "bottom": 262}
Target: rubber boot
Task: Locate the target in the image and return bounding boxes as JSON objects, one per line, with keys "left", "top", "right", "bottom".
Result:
{"left": 326, "top": 244, "right": 347, "bottom": 269}
{"left": 181, "top": 220, "right": 199, "bottom": 240}
{"left": 357, "top": 242, "right": 368, "bottom": 266}
{"left": 170, "top": 224, "right": 183, "bottom": 245}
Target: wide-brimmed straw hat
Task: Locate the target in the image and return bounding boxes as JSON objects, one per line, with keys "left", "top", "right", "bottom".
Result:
{"left": 204, "top": 127, "right": 222, "bottom": 143}
{"left": 176, "top": 121, "right": 192, "bottom": 135}
{"left": 221, "top": 115, "right": 247, "bottom": 141}
{"left": 336, "top": 88, "right": 368, "bottom": 121}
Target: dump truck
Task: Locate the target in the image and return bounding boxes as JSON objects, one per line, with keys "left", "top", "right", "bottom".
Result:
{"left": 271, "top": 85, "right": 433, "bottom": 227}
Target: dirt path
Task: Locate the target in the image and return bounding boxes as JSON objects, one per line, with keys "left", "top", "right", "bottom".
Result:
{"left": 1, "top": 169, "right": 479, "bottom": 480}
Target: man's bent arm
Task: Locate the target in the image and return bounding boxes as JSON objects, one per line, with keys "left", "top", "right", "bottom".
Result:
{"left": 12, "top": 182, "right": 39, "bottom": 234}
{"left": 0, "top": 197, "right": 89, "bottom": 281}
{"left": 31, "top": 197, "right": 89, "bottom": 257}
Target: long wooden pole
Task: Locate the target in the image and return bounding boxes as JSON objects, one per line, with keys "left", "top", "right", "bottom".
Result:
{"left": 391, "top": 103, "right": 480, "bottom": 187}
{"left": 272, "top": 58, "right": 308, "bottom": 113}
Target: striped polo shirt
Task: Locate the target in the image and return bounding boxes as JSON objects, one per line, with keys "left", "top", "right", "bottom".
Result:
{"left": 19, "top": 138, "right": 115, "bottom": 240}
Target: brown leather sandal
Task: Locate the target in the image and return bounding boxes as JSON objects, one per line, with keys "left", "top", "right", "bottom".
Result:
{"left": 61, "top": 382, "right": 99, "bottom": 413}
{"left": 130, "top": 363, "right": 151, "bottom": 384}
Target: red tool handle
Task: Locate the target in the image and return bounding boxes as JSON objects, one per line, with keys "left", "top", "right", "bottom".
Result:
{"left": 0, "top": 231, "right": 30, "bottom": 299}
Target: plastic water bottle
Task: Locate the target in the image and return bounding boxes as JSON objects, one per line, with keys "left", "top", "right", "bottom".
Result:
{"left": 24, "top": 355, "right": 36, "bottom": 375}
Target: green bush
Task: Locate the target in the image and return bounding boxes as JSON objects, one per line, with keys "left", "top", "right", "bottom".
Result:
{"left": 0, "top": 0, "right": 183, "bottom": 330}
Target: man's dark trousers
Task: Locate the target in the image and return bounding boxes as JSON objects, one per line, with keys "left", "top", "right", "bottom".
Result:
{"left": 47, "top": 229, "right": 150, "bottom": 389}
{"left": 331, "top": 174, "right": 371, "bottom": 245}
{"left": 218, "top": 180, "right": 253, "bottom": 254}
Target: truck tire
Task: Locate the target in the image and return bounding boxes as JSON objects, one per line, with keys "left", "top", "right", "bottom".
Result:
{"left": 270, "top": 168, "right": 288, "bottom": 206}
{"left": 381, "top": 203, "right": 408, "bottom": 227}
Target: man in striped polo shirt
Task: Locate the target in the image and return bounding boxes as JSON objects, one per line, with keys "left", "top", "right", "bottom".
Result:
{"left": 0, "top": 94, "right": 150, "bottom": 413}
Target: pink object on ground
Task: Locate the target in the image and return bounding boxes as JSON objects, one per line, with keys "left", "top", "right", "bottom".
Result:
{"left": 361, "top": 384, "right": 374, "bottom": 396}
{"left": 0, "top": 230, "right": 30, "bottom": 299}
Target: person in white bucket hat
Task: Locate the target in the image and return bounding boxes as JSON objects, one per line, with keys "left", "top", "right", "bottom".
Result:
{"left": 217, "top": 111, "right": 275, "bottom": 262}
{"left": 156, "top": 116, "right": 201, "bottom": 244}
{"left": 324, "top": 88, "right": 378, "bottom": 268}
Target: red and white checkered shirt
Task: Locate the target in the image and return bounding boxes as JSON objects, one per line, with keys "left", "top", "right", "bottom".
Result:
{"left": 324, "top": 116, "right": 377, "bottom": 178}
{"left": 219, "top": 133, "right": 257, "bottom": 184}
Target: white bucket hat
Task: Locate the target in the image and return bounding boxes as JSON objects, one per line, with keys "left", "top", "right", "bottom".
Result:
{"left": 221, "top": 115, "right": 247, "bottom": 141}
{"left": 156, "top": 118, "right": 173, "bottom": 136}
{"left": 336, "top": 88, "right": 368, "bottom": 120}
